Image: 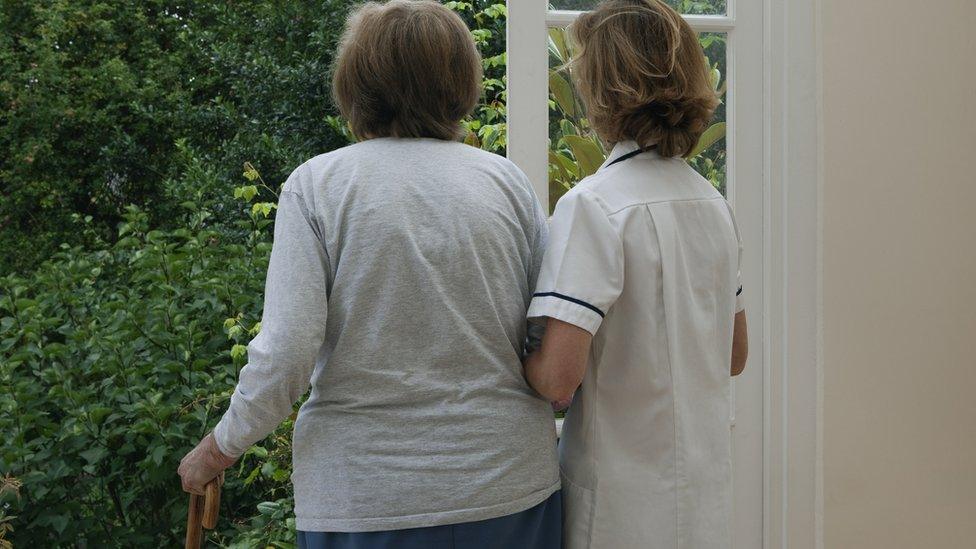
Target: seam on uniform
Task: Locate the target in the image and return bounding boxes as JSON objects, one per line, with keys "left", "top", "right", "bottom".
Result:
{"left": 532, "top": 292, "right": 605, "bottom": 318}
{"left": 606, "top": 196, "right": 728, "bottom": 216}
{"left": 647, "top": 204, "right": 683, "bottom": 549}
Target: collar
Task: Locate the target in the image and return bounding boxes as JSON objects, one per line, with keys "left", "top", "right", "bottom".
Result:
{"left": 599, "top": 140, "right": 644, "bottom": 170}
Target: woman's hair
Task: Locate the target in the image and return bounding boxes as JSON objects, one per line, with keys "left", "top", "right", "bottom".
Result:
{"left": 332, "top": 0, "right": 482, "bottom": 141}
{"left": 569, "top": 0, "right": 719, "bottom": 158}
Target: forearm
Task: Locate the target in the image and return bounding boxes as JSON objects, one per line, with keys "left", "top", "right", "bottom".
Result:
{"left": 213, "top": 330, "right": 319, "bottom": 457}
{"left": 524, "top": 352, "right": 577, "bottom": 402}
{"left": 731, "top": 310, "right": 748, "bottom": 376}
{"left": 523, "top": 318, "right": 591, "bottom": 402}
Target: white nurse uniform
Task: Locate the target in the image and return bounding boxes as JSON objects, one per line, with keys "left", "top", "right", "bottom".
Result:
{"left": 528, "top": 140, "right": 744, "bottom": 549}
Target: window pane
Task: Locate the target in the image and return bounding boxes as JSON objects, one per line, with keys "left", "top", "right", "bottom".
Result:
{"left": 548, "top": 0, "right": 727, "bottom": 16}
{"left": 547, "top": 29, "right": 728, "bottom": 210}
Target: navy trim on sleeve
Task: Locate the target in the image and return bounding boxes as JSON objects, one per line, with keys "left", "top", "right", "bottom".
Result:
{"left": 533, "top": 292, "right": 605, "bottom": 318}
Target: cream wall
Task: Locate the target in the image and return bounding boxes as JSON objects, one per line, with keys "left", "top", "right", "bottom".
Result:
{"left": 821, "top": 1, "right": 976, "bottom": 547}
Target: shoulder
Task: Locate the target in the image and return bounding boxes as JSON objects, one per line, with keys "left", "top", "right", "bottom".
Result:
{"left": 464, "top": 145, "right": 531, "bottom": 182}
{"left": 456, "top": 145, "right": 540, "bottom": 206}
{"left": 551, "top": 185, "right": 615, "bottom": 227}
{"left": 562, "top": 173, "right": 620, "bottom": 217}
{"left": 570, "top": 155, "right": 722, "bottom": 214}
{"left": 280, "top": 141, "right": 376, "bottom": 195}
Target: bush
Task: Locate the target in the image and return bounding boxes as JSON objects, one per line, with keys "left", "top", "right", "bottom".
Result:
{"left": 0, "top": 165, "right": 283, "bottom": 545}
{"left": 0, "top": 0, "right": 352, "bottom": 274}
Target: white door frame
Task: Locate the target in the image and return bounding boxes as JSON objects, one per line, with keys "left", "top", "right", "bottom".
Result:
{"left": 506, "top": 1, "right": 823, "bottom": 547}
{"left": 762, "top": 0, "right": 822, "bottom": 547}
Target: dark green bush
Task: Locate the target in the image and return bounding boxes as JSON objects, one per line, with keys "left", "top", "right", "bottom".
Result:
{"left": 0, "top": 0, "right": 351, "bottom": 274}
{"left": 0, "top": 165, "right": 286, "bottom": 546}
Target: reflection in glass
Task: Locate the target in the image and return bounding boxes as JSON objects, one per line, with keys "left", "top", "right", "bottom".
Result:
{"left": 548, "top": 0, "right": 727, "bottom": 16}
{"left": 547, "top": 29, "right": 728, "bottom": 210}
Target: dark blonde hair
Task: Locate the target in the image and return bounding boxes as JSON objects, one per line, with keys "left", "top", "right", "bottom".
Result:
{"left": 569, "top": 0, "right": 719, "bottom": 158}
{"left": 332, "top": 0, "right": 482, "bottom": 141}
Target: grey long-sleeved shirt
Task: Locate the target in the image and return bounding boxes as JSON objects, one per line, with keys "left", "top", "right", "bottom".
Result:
{"left": 213, "top": 137, "right": 559, "bottom": 532}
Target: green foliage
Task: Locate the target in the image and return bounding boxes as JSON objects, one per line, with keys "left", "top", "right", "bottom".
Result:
{"left": 0, "top": 162, "right": 295, "bottom": 546}
{"left": 0, "top": 0, "right": 352, "bottom": 275}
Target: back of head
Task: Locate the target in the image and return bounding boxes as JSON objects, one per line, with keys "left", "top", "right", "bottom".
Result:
{"left": 569, "top": 0, "right": 719, "bottom": 158}
{"left": 332, "top": 0, "right": 482, "bottom": 141}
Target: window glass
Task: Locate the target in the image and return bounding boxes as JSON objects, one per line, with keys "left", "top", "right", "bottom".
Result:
{"left": 547, "top": 29, "right": 728, "bottom": 210}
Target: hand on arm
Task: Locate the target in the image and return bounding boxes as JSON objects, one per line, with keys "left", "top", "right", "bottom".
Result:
{"left": 524, "top": 318, "right": 593, "bottom": 403}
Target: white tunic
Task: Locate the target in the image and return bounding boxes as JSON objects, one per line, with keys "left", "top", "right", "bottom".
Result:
{"left": 527, "top": 141, "right": 744, "bottom": 549}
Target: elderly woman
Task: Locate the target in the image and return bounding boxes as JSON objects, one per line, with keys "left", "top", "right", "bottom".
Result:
{"left": 177, "top": 1, "right": 560, "bottom": 547}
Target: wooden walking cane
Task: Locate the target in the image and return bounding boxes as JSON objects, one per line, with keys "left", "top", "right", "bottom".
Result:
{"left": 185, "top": 473, "right": 222, "bottom": 549}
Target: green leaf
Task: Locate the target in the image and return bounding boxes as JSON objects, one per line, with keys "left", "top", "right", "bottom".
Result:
{"left": 548, "top": 71, "right": 576, "bottom": 117}
{"left": 251, "top": 202, "right": 276, "bottom": 218}
{"left": 231, "top": 344, "right": 247, "bottom": 359}
{"left": 548, "top": 28, "right": 569, "bottom": 63}
{"left": 150, "top": 444, "right": 166, "bottom": 466}
{"left": 710, "top": 67, "right": 722, "bottom": 91}
{"left": 564, "top": 135, "right": 607, "bottom": 178}
{"left": 482, "top": 4, "right": 506, "bottom": 19}
{"left": 243, "top": 167, "right": 260, "bottom": 182}
{"left": 689, "top": 122, "right": 726, "bottom": 159}
{"left": 80, "top": 446, "right": 109, "bottom": 464}
{"left": 257, "top": 501, "right": 282, "bottom": 516}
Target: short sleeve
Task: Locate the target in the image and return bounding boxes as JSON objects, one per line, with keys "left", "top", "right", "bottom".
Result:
{"left": 727, "top": 200, "right": 745, "bottom": 313}
{"left": 527, "top": 189, "right": 624, "bottom": 335}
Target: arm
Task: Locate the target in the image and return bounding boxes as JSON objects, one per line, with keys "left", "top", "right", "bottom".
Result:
{"left": 524, "top": 189, "right": 623, "bottom": 404}
{"left": 213, "top": 185, "right": 330, "bottom": 458}
{"left": 727, "top": 199, "right": 747, "bottom": 377}
{"left": 731, "top": 310, "right": 748, "bottom": 376}
{"left": 524, "top": 318, "right": 592, "bottom": 402}
{"left": 524, "top": 177, "right": 550, "bottom": 355}
{"left": 179, "top": 175, "right": 330, "bottom": 492}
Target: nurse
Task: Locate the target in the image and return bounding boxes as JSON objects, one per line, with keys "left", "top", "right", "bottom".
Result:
{"left": 524, "top": 1, "right": 748, "bottom": 548}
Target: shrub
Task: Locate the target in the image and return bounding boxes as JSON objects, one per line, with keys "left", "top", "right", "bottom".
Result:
{"left": 0, "top": 0, "right": 352, "bottom": 274}
{"left": 0, "top": 163, "right": 287, "bottom": 545}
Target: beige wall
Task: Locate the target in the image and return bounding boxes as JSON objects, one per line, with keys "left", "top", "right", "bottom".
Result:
{"left": 821, "top": 1, "right": 976, "bottom": 547}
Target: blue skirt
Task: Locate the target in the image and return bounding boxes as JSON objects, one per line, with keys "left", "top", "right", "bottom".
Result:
{"left": 297, "top": 490, "right": 562, "bottom": 549}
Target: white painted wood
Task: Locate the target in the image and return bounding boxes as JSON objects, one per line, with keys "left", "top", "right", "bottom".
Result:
{"left": 762, "top": 0, "right": 822, "bottom": 547}
{"left": 727, "top": 0, "right": 766, "bottom": 546}
{"left": 506, "top": 0, "right": 549, "bottom": 207}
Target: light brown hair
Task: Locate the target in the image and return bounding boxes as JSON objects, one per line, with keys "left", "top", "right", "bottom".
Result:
{"left": 569, "top": 0, "right": 719, "bottom": 158}
{"left": 332, "top": 0, "right": 482, "bottom": 141}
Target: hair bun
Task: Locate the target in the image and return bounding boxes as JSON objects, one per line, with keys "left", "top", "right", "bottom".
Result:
{"left": 645, "top": 100, "right": 691, "bottom": 130}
